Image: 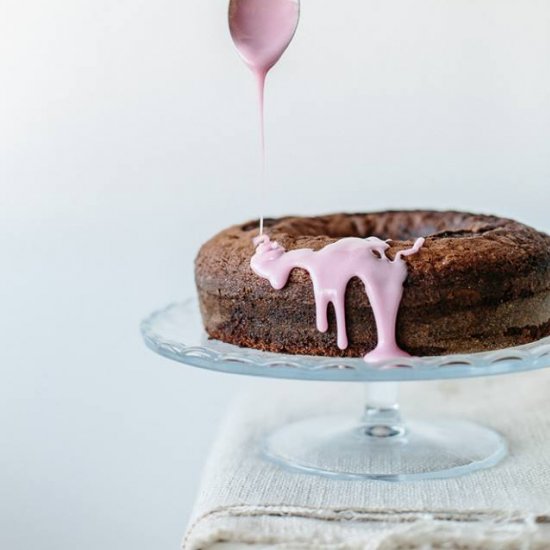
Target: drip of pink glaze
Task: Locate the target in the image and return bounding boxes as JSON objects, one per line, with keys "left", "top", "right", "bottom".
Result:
{"left": 251, "top": 235, "right": 425, "bottom": 362}
{"left": 229, "top": 0, "right": 299, "bottom": 235}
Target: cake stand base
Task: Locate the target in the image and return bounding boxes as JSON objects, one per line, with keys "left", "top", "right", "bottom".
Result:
{"left": 264, "top": 383, "right": 507, "bottom": 480}
{"left": 265, "top": 416, "right": 506, "bottom": 481}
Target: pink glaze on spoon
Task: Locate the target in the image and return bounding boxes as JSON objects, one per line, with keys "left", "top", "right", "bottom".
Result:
{"left": 229, "top": 0, "right": 299, "bottom": 107}
{"left": 250, "top": 235, "right": 424, "bottom": 362}
{"left": 229, "top": 0, "right": 299, "bottom": 234}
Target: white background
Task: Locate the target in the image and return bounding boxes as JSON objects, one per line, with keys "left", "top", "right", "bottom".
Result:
{"left": 1, "top": 0, "right": 549, "bottom": 548}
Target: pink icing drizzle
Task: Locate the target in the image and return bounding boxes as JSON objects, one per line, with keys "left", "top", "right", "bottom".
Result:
{"left": 250, "top": 235, "right": 424, "bottom": 362}
{"left": 229, "top": 0, "right": 299, "bottom": 234}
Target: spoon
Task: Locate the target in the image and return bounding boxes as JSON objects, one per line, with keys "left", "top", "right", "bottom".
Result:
{"left": 228, "top": 0, "right": 300, "bottom": 79}
{"left": 228, "top": 0, "right": 300, "bottom": 235}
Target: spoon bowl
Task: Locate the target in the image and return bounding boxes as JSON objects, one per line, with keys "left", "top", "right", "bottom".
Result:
{"left": 228, "top": 0, "right": 300, "bottom": 76}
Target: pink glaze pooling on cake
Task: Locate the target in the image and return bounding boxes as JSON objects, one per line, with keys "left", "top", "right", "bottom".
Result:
{"left": 251, "top": 235, "right": 424, "bottom": 362}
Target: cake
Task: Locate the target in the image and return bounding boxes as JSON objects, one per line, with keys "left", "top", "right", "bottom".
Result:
{"left": 195, "top": 210, "right": 550, "bottom": 357}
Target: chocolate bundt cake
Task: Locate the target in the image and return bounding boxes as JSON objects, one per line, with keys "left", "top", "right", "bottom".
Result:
{"left": 195, "top": 211, "right": 550, "bottom": 356}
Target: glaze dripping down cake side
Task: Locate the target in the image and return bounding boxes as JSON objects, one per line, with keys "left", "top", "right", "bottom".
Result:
{"left": 195, "top": 210, "right": 550, "bottom": 357}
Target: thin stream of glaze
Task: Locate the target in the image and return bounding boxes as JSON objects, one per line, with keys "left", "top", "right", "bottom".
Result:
{"left": 251, "top": 235, "right": 424, "bottom": 362}
{"left": 229, "top": 0, "right": 299, "bottom": 234}
{"left": 255, "top": 70, "right": 266, "bottom": 236}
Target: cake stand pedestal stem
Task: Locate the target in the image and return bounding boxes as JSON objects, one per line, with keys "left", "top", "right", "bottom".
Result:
{"left": 363, "top": 382, "right": 405, "bottom": 438}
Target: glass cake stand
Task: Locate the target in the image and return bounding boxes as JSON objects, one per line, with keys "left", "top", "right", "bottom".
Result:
{"left": 141, "top": 299, "right": 550, "bottom": 481}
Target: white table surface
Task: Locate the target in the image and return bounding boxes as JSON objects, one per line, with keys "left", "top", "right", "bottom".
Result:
{"left": 1, "top": 0, "right": 549, "bottom": 548}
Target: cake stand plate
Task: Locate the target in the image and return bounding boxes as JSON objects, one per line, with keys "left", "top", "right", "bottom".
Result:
{"left": 141, "top": 300, "right": 550, "bottom": 480}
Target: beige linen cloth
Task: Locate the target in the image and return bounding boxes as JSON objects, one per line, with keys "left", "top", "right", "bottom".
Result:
{"left": 184, "top": 371, "right": 550, "bottom": 549}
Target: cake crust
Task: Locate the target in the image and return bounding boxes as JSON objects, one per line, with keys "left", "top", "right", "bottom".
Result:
{"left": 195, "top": 211, "right": 550, "bottom": 356}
